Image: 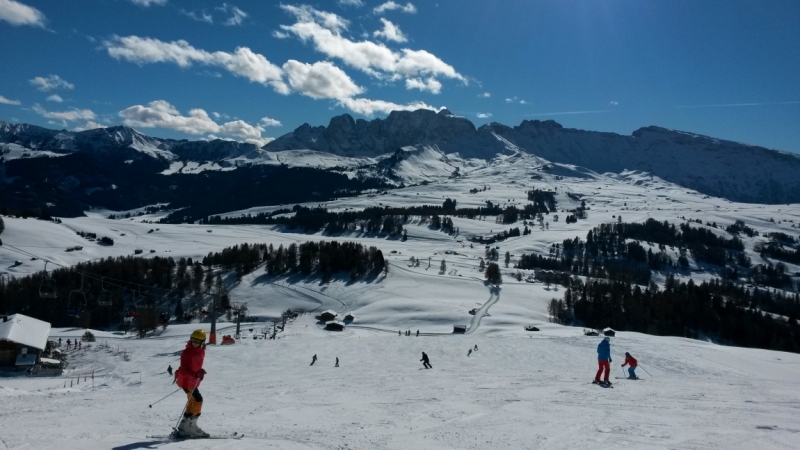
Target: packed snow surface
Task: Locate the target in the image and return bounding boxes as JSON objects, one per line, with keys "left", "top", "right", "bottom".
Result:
{"left": 1, "top": 153, "right": 799, "bottom": 448}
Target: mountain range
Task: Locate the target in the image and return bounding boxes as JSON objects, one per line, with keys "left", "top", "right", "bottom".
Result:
{"left": 2, "top": 110, "right": 799, "bottom": 218}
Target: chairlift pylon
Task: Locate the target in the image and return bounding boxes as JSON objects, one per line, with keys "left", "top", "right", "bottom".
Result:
{"left": 39, "top": 261, "right": 58, "bottom": 299}
{"left": 97, "top": 277, "right": 112, "bottom": 306}
{"left": 67, "top": 274, "right": 87, "bottom": 318}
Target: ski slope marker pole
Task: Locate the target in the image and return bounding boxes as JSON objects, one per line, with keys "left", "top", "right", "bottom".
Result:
{"left": 639, "top": 364, "right": 652, "bottom": 377}
{"left": 149, "top": 388, "right": 182, "bottom": 408}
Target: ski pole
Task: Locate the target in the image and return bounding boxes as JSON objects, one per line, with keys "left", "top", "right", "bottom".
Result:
{"left": 174, "top": 400, "right": 189, "bottom": 430}
{"left": 149, "top": 388, "right": 181, "bottom": 408}
{"left": 639, "top": 364, "right": 652, "bottom": 377}
{"left": 621, "top": 365, "right": 626, "bottom": 378}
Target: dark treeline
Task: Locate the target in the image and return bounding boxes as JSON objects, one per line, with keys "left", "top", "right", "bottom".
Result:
{"left": 517, "top": 219, "right": 750, "bottom": 285}
{"left": 203, "top": 192, "right": 558, "bottom": 232}
{"left": 0, "top": 240, "right": 386, "bottom": 328}
{"left": 548, "top": 276, "right": 800, "bottom": 353}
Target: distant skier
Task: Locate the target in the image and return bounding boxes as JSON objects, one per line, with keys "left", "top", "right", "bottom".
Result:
{"left": 593, "top": 336, "right": 612, "bottom": 385}
{"left": 467, "top": 349, "right": 472, "bottom": 357}
{"left": 310, "top": 354, "right": 317, "bottom": 366}
{"left": 621, "top": 352, "right": 638, "bottom": 379}
{"left": 175, "top": 329, "right": 209, "bottom": 438}
{"left": 474, "top": 344, "right": 478, "bottom": 351}
{"left": 416, "top": 330, "right": 419, "bottom": 337}
{"left": 78, "top": 341, "right": 82, "bottom": 350}
{"left": 58, "top": 338, "right": 62, "bottom": 347}
{"left": 167, "top": 365, "right": 173, "bottom": 376}
{"left": 335, "top": 357, "right": 339, "bottom": 367}
{"left": 421, "top": 352, "right": 432, "bottom": 369}
{"left": 66, "top": 339, "right": 71, "bottom": 349}
{"left": 398, "top": 330, "right": 401, "bottom": 336}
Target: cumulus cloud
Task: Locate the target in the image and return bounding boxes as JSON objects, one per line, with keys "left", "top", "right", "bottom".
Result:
{"left": 118, "top": 100, "right": 273, "bottom": 145}
{"left": 104, "top": 36, "right": 290, "bottom": 94}
{"left": 33, "top": 104, "right": 96, "bottom": 121}
{"left": 505, "top": 96, "right": 526, "bottom": 104}
{"left": 480, "top": 92, "right": 491, "bottom": 98}
{"left": 373, "top": 18, "right": 406, "bottom": 43}
{"left": 405, "top": 77, "right": 441, "bottom": 94}
{"left": 217, "top": 3, "right": 247, "bottom": 26}
{"left": 260, "top": 117, "right": 282, "bottom": 127}
{"left": 373, "top": 1, "right": 416, "bottom": 14}
{"left": 29, "top": 74, "right": 74, "bottom": 92}
{"left": 476, "top": 112, "right": 492, "bottom": 119}
{"left": 272, "top": 30, "right": 290, "bottom": 39}
{"left": 339, "top": 97, "right": 440, "bottom": 116}
{"left": 0, "top": 94, "right": 21, "bottom": 105}
{"left": 280, "top": 5, "right": 463, "bottom": 87}
{"left": 129, "top": 0, "right": 167, "bottom": 6}
{"left": 0, "top": 0, "right": 45, "bottom": 27}
{"left": 609, "top": 101, "right": 619, "bottom": 106}
{"left": 46, "top": 94, "right": 63, "bottom": 102}
{"left": 283, "top": 60, "right": 363, "bottom": 100}
{"left": 338, "top": 0, "right": 364, "bottom": 6}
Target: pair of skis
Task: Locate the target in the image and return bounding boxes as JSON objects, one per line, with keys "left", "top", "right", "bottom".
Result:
{"left": 147, "top": 430, "right": 243, "bottom": 441}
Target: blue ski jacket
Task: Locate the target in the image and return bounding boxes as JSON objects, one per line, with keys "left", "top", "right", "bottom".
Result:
{"left": 597, "top": 340, "right": 611, "bottom": 361}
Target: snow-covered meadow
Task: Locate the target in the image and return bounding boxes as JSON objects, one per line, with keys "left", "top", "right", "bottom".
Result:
{"left": 1, "top": 154, "right": 799, "bottom": 448}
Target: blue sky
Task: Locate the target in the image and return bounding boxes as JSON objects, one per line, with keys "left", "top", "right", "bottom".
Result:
{"left": 1, "top": 0, "right": 798, "bottom": 152}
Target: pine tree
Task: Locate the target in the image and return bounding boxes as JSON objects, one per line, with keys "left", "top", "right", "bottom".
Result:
{"left": 439, "top": 259, "right": 447, "bottom": 274}
{"left": 485, "top": 263, "right": 502, "bottom": 286}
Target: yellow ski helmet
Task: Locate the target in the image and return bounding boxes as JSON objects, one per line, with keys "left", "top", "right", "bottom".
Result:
{"left": 190, "top": 329, "right": 207, "bottom": 341}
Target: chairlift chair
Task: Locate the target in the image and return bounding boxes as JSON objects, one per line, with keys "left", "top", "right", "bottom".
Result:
{"left": 97, "top": 277, "right": 112, "bottom": 306}
{"left": 39, "top": 261, "right": 58, "bottom": 299}
{"left": 67, "top": 274, "right": 88, "bottom": 317}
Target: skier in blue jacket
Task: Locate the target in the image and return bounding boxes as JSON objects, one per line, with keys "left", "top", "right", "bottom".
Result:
{"left": 594, "top": 336, "right": 612, "bottom": 385}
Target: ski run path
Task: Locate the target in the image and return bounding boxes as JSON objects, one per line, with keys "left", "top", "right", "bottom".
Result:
{"left": 1, "top": 153, "right": 799, "bottom": 448}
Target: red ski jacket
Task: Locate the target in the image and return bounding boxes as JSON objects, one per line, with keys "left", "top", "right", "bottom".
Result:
{"left": 622, "top": 354, "right": 638, "bottom": 368}
{"left": 176, "top": 340, "right": 205, "bottom": 390}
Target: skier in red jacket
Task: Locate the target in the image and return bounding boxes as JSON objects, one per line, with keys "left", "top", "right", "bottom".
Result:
{"left": 175, "top": 329, "right": 209, "bottom": 438}
{"left": 621, "top": 352, "right": 638, "bottom": 379}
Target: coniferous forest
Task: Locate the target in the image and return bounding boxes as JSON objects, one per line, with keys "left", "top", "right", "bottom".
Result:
{"left": 0, "top": 240, "right": 386, "bottom": 329}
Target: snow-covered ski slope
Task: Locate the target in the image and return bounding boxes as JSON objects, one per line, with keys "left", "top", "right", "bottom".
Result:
{"left": 1, "top": 153, "right": 799, "bottom": 448}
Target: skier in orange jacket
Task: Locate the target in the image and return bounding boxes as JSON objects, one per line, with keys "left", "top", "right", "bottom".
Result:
{"left": 175, "top": 329, "right": 209, "bottom": 438}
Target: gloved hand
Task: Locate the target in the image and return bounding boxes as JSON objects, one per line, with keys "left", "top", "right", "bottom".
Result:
{"left": 609, "top": 359, "right": 612, "bottom": 363}
{"left": 621, "top": 364, "right": 624, "bottom": 367}
{"left": 196, "top": 369, "right": 206, "bottom": 380}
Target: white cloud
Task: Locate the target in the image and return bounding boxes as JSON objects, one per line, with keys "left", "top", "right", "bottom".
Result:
{"left": 46, "top": 94, "right": 63, "bottom": 102}
{"left": 33, "top": 104, "right": 96, "bottom": 121}
{"left": 280, "top": 5, "right": 463, "bottom": 85}
{"left": 480, "top": 92, "right": 490, "bottom": 98}
{"left": 118, "top": 100, "right": 273, "bottom": 145}
{"left": 609, "top": 101, "right": 619, "bottom": 106}
{"left": 338, "top": 97, "right": 439, "bottom": 116}
{"left": 272, "top": 30, "right": 290, "bottom": 39}
{"left": 0, "top": 0, "right": 45, "bottom": 27}
{"left": 0, "top": 94, "right": 21, "bottom": 105}
{"left": 519, "top": 99, "right": 527, "bottom": 105}
{"left": 29, "top": 75, "right": 74, "bottom": 92}
{"left": 405, "top": 77, "right": 441, "bottom": 94}
{"left": 129, "top": 0, "right": 167, "bottom": 6}
{"left": 260, "top": 117, "right": 282, "bottom": 127}
{"left": 476, "top": 113, "right": 492, "bottom": 119}
{"left": 218, "top": 3, "right": 247, "bottom": 26}
{"left": 505, "top": 96, "right": 527, "bottom": 104}
{"left": 73, "top": 121, "right": 107, "bottom": 132}
{"left": 283, "top": 60, "right": 363, "bottom": 100}
{"left": 338, "top": 0, "right": 364, "bottom": 6}
{"left": 181, "top": 9, "right": 213, "bottom": 24}
{"left": 104, "top": 36, "right": 290, "bottom": 94}
{"left": 373, "top": 18, "right": 406, "bottom": 43}
{"left": 373, "top": 1, "right": 416, "bottom": 14}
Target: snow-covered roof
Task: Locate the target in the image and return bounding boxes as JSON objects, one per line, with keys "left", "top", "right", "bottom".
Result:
{"left": 0, "top": 314, "right": 51, "bottom": 351}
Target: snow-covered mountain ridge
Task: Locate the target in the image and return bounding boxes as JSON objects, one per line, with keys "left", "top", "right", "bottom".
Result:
{"left": 267, "top": 110, "right": 800, "bottom": 204}
{"left": 3, "top": 109, "right": 800, "bottom": 205}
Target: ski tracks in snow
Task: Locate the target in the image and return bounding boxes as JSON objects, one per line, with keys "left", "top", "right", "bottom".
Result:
{"left": 465, "top": 287, "right": 500, "bottom": 335}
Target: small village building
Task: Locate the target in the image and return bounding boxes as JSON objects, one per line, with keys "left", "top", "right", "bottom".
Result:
{"left": 343, "top": 313, "right": 355, "bottom": 322}
{"left": 0, "top": 314, "right": 52, "bottom": 368}
{"left": 324, "top": 321, "right": 345, "bottom": 331}
{"left": 316, "top": 310, "right": 337, "bottom": 322}
{"left": 453, "top": 325, "right": 467, "bottom": 334}
{"left": 603, "top": 328, "right": 616, "bottom": 337}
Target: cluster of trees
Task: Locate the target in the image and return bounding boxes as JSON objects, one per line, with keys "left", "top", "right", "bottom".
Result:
{"left": 516, "top": 219, "right": 751, "bottom": 285}
{"left": 470, "top": 227, "right": 521, "bottom": 245}
{"left": 726, "top": 219, "right": 759, "bottom": 237}
{"left": 548, "top": 276, "right": 800, "bottom": 353}
{"left": 526, "top": 189, "right": 557, "bottom": 213}
{"left": 0, "top": 240, "right": 387, "bottom": 328}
